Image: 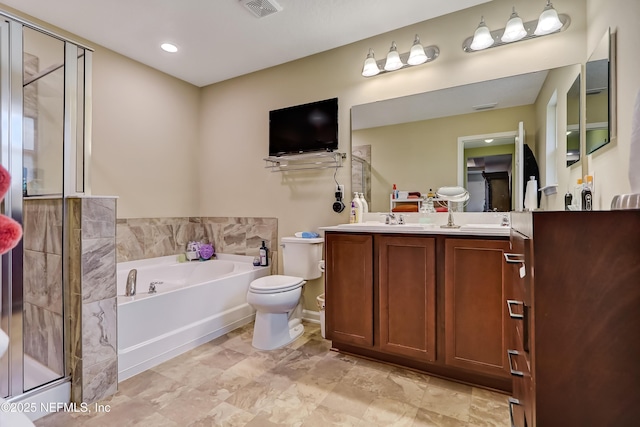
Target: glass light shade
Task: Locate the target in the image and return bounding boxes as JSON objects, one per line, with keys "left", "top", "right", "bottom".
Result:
{"left": 361, "top": 49, "right": 380, "bottom": 77}
{"left": 501, "top": 8, "right": 527, "bottom": 43}
{"left": 469, "top": 17, "right": 494, "bottom": 51}
{"left": 384, "top": 42, "right": 403, "bottom": 71}
{"left": 534, "top": 1, "right": 563, "bottom": 35}
{"left": 407, "top": 35, "right": 427, "bottom": 65}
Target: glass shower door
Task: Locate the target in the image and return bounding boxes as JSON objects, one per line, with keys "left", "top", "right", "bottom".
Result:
{"left": 22, "top": 26, "right": 66, "bottom": 392}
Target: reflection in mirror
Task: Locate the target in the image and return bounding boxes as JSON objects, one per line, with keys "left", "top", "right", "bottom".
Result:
{"left": 586, "top": 29, "right": 614, "bottom": 154}
{"left": 566, "top": 74, "right": 580, "bottom": 166}
{"left": 351, "top": 66, "right": 578, "bottom": 212}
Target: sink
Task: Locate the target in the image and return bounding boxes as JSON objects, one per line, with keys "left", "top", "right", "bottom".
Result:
{"left": 459, "top": 223, "right": 510, "bottom": 234}
{"left": 337, "top": 222, "right": 426, "bottom": 232}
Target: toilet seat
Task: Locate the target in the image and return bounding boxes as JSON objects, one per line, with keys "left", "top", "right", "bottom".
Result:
{"left": 249, "top": 275, "right": 305, "bottom": 294}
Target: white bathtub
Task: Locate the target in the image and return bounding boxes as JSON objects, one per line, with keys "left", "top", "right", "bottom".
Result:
{"left": 116, "top": 254, "right": 269, "bottom": 382}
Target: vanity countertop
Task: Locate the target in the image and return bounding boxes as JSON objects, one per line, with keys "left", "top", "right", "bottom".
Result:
{"left": 320, "top": 223, "right": 510, "bottom": 237}
{"left": 320, "top": 212, "right": 511, "bottom": 237}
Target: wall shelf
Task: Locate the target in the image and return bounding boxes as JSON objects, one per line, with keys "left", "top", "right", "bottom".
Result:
{"left": 264, "top": 151, "right": 346, "bottom": 172}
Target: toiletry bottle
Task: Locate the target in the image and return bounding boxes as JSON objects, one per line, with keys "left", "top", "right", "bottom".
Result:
{"left": 259, "top": 241, "right": 269, "bottom": 266}
{"left": 392, "top": 184, "right": 397, "bottom": 199}
{"left": 564, "top": 190, "right": 573, "bottom": 211}
{"left": 582, "top": 177, "right": 593, "bottom": 211}
{"left": 352, "top": 192, "right": 363, "bottom": 222}
{"left": 574, "top": 178, "right": 583, "bottom": 210}
{"left": 359, "top": 193, "right": 369, "bottom": 214}
{"left": 349, "top": 201, "right": 357, "bottom": 223}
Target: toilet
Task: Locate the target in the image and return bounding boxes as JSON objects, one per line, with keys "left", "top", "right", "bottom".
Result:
{"left": 247, "top": 236, "right": 323, "bottom": 350}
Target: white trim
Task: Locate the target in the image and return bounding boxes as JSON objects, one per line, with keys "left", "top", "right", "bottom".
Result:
{"left": 302, "top": 309, "right": 320, "bottom": 324}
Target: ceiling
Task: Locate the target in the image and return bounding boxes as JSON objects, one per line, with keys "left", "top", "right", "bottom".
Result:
{"left": 2, "top": 0, "right": 489, "bottom": 87}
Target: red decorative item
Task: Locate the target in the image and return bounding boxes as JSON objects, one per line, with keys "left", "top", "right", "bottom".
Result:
{"left": 0, "top": 165, "right": 22, "bottom": 255}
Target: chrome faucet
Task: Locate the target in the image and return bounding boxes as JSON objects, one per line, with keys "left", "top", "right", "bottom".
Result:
{"left": 125, "top": 269, "right": 137, "bottom": 296}
{"left": 384, "top": 213, "right": 397, "bottom": 225}
{"left": 148, "top": 281, "right": 162, "bottom": 294}
{"left": 501, "top": 214, "right": 510, "bottom": 227}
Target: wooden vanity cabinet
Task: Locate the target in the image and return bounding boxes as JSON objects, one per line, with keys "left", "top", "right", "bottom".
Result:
{"left": 444, "top": 239, "right": 511, "bottom": 379}
{"left": 324, "top": 233, "right": 373, "bottom": 346}
{"left": 507, "top": 211, "right": 640, "bottom": 426}
{"left": 325, "top": 231, "right": 513, "bottom": 391}
{"left": 378, "top": 235, "right": 436, "bottom": 362}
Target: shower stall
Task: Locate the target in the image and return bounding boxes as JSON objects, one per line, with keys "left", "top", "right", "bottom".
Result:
{"left": 0, "top": 12, "right": 91, "bottom": 403}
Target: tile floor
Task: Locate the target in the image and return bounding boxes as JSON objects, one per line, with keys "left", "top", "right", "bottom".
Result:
{"left": 35, "top": 322, "right": 510, "bottom": 426}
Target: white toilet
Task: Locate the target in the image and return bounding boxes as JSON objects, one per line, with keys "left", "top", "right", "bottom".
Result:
{"left": 247, "top": 236, "right": 323, "bottom": 350}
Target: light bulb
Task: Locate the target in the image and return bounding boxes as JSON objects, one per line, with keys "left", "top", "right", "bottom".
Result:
{"left": 407, "top": 35, "right": 428, "bottom": 65}
{"left": 361, "top": 49, "right": 380, "bottom": 77}
{"left": 470, "top": 17, "right": 495, "bottom": 51}
{"left": 384, "top": 42, "right": 403, "bottom": 71}
{"left": 535, "top": 0, "right": 563, "bottom": 36}
{"left": 501, "top": 7, "right": 527, "bottom": 43}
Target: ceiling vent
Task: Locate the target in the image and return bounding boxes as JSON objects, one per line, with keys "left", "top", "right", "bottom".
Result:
{"left": 472, "top": 102, "right": 498, "bottom": 111}
{"left": 241, "top": 0, "right": 283, "bottom": 18}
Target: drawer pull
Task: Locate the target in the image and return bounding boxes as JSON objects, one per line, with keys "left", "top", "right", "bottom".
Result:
{"left": 504, "top": 253, "right": 524, "bottom": 264}
{"left": 507, "top": 300, "right": 524, "bottom": 319}
{"left": 508, "top": 397, "right": 521, "bottom": 427}
{"left": 507, "top": 349, "right": 524, "bottom": 377}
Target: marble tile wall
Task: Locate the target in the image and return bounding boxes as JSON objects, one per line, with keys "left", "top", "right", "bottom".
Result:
{"left": 116, "top": 217, "right": 278, "bottom": 270}
{"left": 23, "top": 199, "right": 65, "bottom": 376}
{"left": 68, "top": 197, "right": 118, "bottom": 404}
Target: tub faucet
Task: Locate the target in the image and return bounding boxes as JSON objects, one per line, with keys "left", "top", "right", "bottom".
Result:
{"left": 148, "top": 281, "right": 162, "bottom": 294}
{"left": 125, "top": 269, "right": 137, "bottom": 296}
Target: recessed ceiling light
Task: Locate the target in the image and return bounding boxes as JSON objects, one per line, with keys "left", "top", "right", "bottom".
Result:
{"left": 161, "top": 43, "right": 178, "bottom": 53}
{"left": 485, "top": 139, "right": 494, "bottom": 143}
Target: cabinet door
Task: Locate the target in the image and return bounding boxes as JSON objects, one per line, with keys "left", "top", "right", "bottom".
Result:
{"left": 325, "top": 233, "right": 373, "bottom": 347}
{"left": 378, "top": 236, "right": 436, "bottom": 361}
{"left": 444, "top": 238, "right": 511, "bottom": 378}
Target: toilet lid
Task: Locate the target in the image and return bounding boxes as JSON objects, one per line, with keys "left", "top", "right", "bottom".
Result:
{"left": 249, "top": 275, "right": 305, "bottom": 294}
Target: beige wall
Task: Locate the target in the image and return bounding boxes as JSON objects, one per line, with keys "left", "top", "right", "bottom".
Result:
{"left": 352, "top": 105, "right": 535, "bottom": 212}
{"left": 585, "top": 0, "right": 640, "bottom": 209}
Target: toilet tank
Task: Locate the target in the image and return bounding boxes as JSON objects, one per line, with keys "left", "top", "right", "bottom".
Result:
{"left": 281, "top": 237, "right": 324, "bottom": 280}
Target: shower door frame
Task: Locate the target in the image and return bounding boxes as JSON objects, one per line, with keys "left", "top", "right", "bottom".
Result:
{"left": 0, "top": 10, "right": 93, "bottom": 400}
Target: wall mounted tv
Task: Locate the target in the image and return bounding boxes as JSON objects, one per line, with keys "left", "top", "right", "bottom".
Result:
{"left": 269, "top": 97, "right": 338, "bottom": 157}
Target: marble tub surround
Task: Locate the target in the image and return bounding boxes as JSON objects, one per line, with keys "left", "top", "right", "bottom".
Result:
{"left": 22, "top": 198, "right": 65, "bottom": 376}
{"left": 116, "top": 216, "right": 278, "bottom": 271}
{"left": 68, "top": 197, "right": 118, "bottom": 403}
{"left": 35, "top": 322, "right": 510, "bottom": 427}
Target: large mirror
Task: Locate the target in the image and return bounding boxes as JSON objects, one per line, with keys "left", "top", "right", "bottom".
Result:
{"left": 585, "top": 29, "right": 615, "bottom": 154}
{"left": 351, "top": 64, "right": 580, "bottom": 213}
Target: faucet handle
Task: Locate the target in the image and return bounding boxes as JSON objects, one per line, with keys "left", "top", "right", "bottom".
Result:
{"left": 398, "top": 214, "right": 405, "bottom": 224}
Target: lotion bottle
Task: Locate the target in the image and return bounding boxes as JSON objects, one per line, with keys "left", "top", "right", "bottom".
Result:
{"left": 359, "top": 193, "right": 369, "bottom": 214}
{"left": 349, "top": 201, "right": 357, "bottom": 223}
{"left": 352, "top": 193, "right": 363, "bottom": 222}
{"left": 259, "top": 241, "right": 269, "bottom": 267}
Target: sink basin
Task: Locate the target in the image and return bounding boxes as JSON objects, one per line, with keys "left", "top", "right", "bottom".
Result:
{"left": 337, "top": 222, "right": 426, "bottom": 232}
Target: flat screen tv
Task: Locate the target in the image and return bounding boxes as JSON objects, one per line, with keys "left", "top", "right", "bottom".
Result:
{"left": 269, "top": 97, "right": 338, "bottom": 157}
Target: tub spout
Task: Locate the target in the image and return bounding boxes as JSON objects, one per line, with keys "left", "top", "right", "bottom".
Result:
{"left": 125, "top": 269, "right": 137, "bottom": 296}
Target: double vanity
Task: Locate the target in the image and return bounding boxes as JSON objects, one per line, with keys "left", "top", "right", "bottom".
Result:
{"left": 321, "top": 213, "right": 514, "bottom": 392}
{"left": 321, "top": 210, "right": 639, "bottom": 426}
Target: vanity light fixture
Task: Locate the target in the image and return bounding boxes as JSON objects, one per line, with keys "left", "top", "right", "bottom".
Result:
{"left": 463, "top": 1, "right": 570, "bottom": 53}
{"left": 361, "top": 34, "right": 439, "bottom": 77}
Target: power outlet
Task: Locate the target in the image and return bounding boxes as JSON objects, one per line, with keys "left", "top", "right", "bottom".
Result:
{"left": 336, "top": 184, "right": 345, "bottom": 195}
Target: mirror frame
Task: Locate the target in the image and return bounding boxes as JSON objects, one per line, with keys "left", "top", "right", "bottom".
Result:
{"left": 585, "top": 28, "right": 617, "bottom": 155}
